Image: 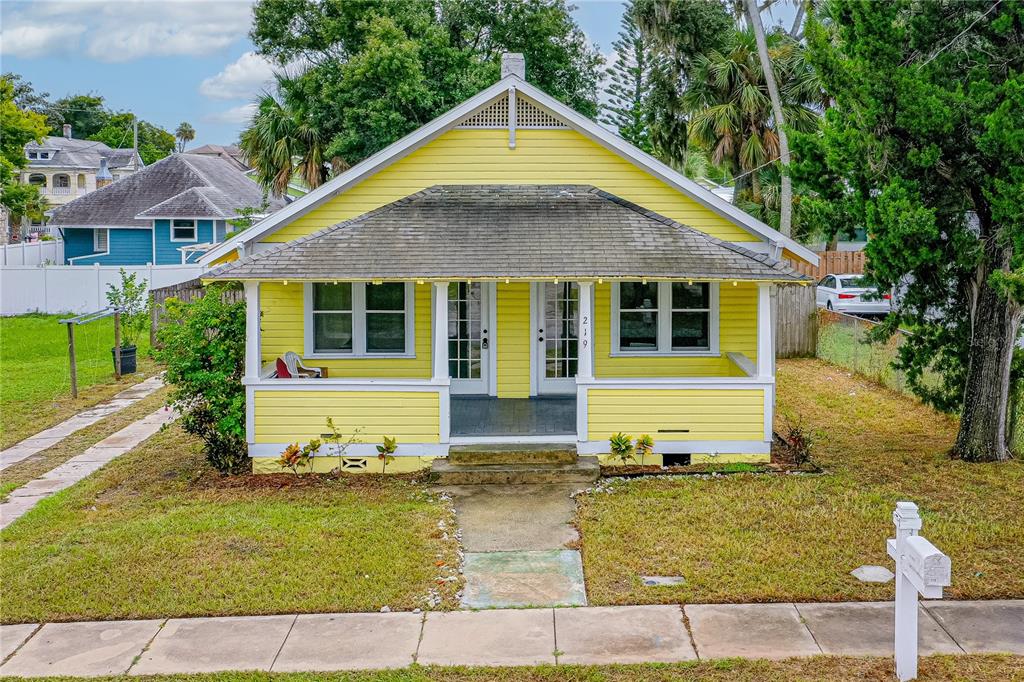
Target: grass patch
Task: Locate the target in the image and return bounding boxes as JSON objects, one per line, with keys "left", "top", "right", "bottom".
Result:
{"left": 577, "top": 359, "right": 1024, "bottom": 605}
{"left": 0, "top": 424, "right": 461, "bottom": 623}
{"left": 0, "top": 388, "right": 170, "bottom": 501}
{"left": 0, "top": 313, "right": 158, "bottom": 449}
{"left": 0, "top": 655, "right": 1020, "bottom": 681}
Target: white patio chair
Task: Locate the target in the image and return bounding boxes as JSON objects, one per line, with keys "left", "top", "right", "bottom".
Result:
{"left": 283, "top": 351, "right": 324, "bottom": 378}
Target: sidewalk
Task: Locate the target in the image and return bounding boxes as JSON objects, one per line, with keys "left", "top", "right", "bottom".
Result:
{"left": 0, "top": 406, "right": 177, "bottom": 530}
{"left": 1, "top": 600, "right": 1021, "bottom": 677}
{"left": 0, "top": 376, "right": 164, "bottom": 471}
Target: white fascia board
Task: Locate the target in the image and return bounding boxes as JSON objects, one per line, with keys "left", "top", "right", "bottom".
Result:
{"left": 201, "top": 74, "right": 818, "bottom": 267}
{"left": 510, "top": 79, "right": 819, "bottom": 266}
{"left": 198, "top": 79, "right": 515, "bottom": 265}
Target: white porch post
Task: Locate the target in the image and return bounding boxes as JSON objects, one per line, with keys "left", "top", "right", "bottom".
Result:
{"left": 244, "top": 281, "right": 261, "bottom": 381}
{"left": 577, "top": 281, "right": 594, "bottom": 380}
{"left": 433, "top": 282, "right": 450, "bottom": 445}
{"left": 756, "top": 282, "right": 773, "bottom": 378}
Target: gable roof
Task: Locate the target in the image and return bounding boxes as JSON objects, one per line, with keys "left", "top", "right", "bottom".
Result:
{"left": 26, "top": 136, "right": 140, "bottom": 171}
{"left": 187, "top": 143, "right": 249, "bottom": 172}
{"left": 48, "top": 153, "right": 285, "bottom": 228}
{"left": 205, "top": 185, "right": 807, "bottom": 282}
{"left": 199, "top": 74, "right": 818, "bottom": 267}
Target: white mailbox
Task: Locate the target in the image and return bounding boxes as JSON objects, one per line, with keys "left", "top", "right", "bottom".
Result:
{"left": 886, "top": 501, "right": 951, "bottom": 682}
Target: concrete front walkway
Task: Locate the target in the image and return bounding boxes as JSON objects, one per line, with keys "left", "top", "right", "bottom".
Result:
{"left": 0, "top": 376, "right": 164, "bottom": 471}
{"left": 0, "top": 406, "right": 177, "bottom": 530}
{"left": 0, "top": 600, "right": 1021, "bottom": 676}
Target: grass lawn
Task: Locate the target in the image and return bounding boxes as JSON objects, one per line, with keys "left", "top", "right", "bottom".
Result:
{"left": 0, "top": 424, "right": 461, "bottom": 624}
{"left": 577, "top": 358, "right": 1024, "bottom": 605}
{"left": 0, "top": 656, "right": 1020, "bottom": 681}
{"left": 0, "top": 313, "right": 158, "bottom": 449}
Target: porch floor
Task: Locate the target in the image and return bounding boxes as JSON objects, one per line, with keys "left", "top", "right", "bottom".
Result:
{"left": 450, "top": 397, "right": 576, "bottom": 437}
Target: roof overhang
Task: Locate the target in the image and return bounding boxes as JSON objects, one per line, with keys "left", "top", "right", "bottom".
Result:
{"left": 50, "top": 224, "right": 149, "bottom": 230}
{"left": 199, "top": 76, "right": 818, "bottom": 267}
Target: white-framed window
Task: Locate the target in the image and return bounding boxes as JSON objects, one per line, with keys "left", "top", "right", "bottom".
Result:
{"left": 27, "top": 151, "right": 38, "bottom": 159}
{"left": 611, "top": 281, "right": 719, "bottom": 355}
{"left": 170, "top": 219, "right": 197, "bottom": 242}
{"left": 304, "top": 282, "right": 415, "bottom": 358}
{"left": 94, "top": 228, "right": 109, "bottom": 252}
{"left": 39, "top": 152, "right": 49, "bottom": 159}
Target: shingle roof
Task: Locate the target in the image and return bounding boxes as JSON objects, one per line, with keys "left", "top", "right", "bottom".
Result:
{"left": 187, "top": 144, "right": 249, "bottom": 172}
{"left": 48, "top": 153, "right": 285, "bottom": 228}
{"left": 206, "top": 185, "right": 808, "bottom": 282}
{"left": 26, "top": 136, "right": 139, "bottom": 170}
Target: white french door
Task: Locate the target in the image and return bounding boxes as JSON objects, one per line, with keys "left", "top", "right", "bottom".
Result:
{"left": 448, "top": 282, "right": 491, "bottom": 394}
{"left": 534, "top": 282, "right": 580, "bottom": 394}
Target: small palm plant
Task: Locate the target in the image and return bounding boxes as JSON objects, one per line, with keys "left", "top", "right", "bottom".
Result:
{"left": 635, "top": 434, "right": 654, "bottom": 465}
{"left": 609, "top": 432, "right": 636, "bottom": 466}
{"left": 377, "top": 436, "right": 398, "bottom": 474}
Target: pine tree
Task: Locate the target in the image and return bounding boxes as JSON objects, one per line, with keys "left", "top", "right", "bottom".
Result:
{"left": 600, "top": 2, "right": 655, "bottom": 153}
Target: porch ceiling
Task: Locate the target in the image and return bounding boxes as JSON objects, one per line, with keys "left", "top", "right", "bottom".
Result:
{"left": 205, "top": 185, "right": 808, "bottom": 283}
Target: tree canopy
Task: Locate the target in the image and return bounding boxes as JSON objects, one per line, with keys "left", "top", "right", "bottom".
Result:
{"left": 0, "top": 76, "right": 49, "bottom": 231}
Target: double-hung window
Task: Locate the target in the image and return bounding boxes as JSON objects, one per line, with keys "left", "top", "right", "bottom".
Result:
{"left": 306, "top": 282, "right": 414, "bottom": 357}
{"left": 612, "top": 281, "right": 718, "bottom": 355}
{"left": 94, "top": 228, "right": 109, "bottom": 253}
{"left": 171, "top": 219, "right": 197, "bottom": 242}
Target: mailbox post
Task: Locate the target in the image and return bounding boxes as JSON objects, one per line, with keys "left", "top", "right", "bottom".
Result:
{"left": 886, "top": 501, "right": 951, "bottom": 681}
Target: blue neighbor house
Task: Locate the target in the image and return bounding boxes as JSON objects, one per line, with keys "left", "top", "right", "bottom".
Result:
{"left": 47, "top": 153, "right": 285, "bottom": 265}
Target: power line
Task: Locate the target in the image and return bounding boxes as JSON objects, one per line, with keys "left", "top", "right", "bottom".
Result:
{"left": 918, "top": 0, "right": 1002, "bottom": 68}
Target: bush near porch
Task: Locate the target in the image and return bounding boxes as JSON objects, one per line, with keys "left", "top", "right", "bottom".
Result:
{"left": 0, "top": 423, "right": 461, "bottom": 624}
{"left": 577, "top": 359, "right": 1024, "bottom": 606}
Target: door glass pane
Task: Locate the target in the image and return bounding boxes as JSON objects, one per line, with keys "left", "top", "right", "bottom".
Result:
{"left": 366, "top": 312, "right": 405, "bottom": 352}
{"left": 671, "top": 311, "right": 709, "bottom": 349}
{"left": 314, "top": 312, "right": 353, "bottom": 352}
{"left": 448, "top": 282, "right": 482, "bottom": 379}
{"left": 544, "top": 282, "right": 578, "bottom": 379}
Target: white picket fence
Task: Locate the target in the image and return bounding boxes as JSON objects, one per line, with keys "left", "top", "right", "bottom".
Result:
{"left": 2, "top": 239, "right": 65, "bottom": 266}
{"left": 1, "top": 263, "right": 205, "bottom": 315}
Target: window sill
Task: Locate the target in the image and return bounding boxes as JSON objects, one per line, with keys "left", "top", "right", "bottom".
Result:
{"left": 306, "top": 352, "right": 416, "bottom": 360}
{"left": 609, "top": 350, "right": 720, "bottom": 358}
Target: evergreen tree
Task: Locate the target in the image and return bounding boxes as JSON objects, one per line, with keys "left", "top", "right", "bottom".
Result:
{"left": 600, "top": 2, "right": 656, "bottom": 152}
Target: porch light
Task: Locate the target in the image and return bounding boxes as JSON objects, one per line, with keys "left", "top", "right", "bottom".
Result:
{"left": 554, "top": 278, "right": 559, "bottom": 284}
{"left": 372, "top": 279, "right": 383, "bottom": 285}
{"left": 282, "top": 280, "right": 288, "bottom": 286}
{"left": 688, "top": 280, "right": 693, "bottom": 286}
{"left": 732, "top": 281, "right": 738, "bottom": 286}
{"left": 417, "top": 280, "right": 425, "bottom": 285}
{"left": 505, "top": 278, "right": 510, "bottom": 284}
{"left": 333, "top": 281, "right": 338, "bottom": 285}
{"left": 641, "top": 278, "right": 647, "bottom": 285}
{"left": 598, "top": 278, "right": 603, "bottom": 284}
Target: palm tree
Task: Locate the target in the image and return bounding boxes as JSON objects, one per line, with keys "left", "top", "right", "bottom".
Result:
{"left": 174, "top": 122, "right": 195, "bottom": 153}
{"left": 684, "top": 28, "right": 821, "bottom": 207}
{"left": 239, "top": 77, "right": 333, "bottom": 197}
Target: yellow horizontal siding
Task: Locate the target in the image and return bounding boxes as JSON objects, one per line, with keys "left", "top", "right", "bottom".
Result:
{"left": 259, "top": 282, "right": 432, "bottom": 378}
{"left": 592, "top": 282, "right": 758, "bottom": 378}
{"left": 253, "top": 390, "right": 440, "bottom": 443}
{"left": 497, "top": 283, "right": 530, "bottom": 398}
{"left": 587, "top": 388, "right": 764, "bottom": 441}
{"left": 272, "top": 129, "right": 755, "bottom": 244}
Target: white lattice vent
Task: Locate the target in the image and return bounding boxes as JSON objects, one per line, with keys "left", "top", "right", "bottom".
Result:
{"left": 341, "top": 457, "right": 368, "bottom": 471}
{"left": 456, "top": 94, "right": 567, "bottom": 129}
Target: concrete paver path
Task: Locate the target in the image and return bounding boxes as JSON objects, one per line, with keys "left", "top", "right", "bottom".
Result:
{"left": 0, "top": 376, "right": 163, "bottom": 471}
{"left": 0, "top": 406, "right": 177, "bottom": 529}
{"left": 1, "top": 600, "right": 1020, "bottom": 676}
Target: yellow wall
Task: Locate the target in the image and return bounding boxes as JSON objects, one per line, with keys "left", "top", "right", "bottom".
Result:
{"left": 270, "top": 129, "right": 757, "bottom": 244}
{"left": 253, "top": 390, "right": 441, "bottom": 444}
{"left": 593, "top": 282, "right": 758, "bottom": 378}
{"left": 259, "top": 282, "right": 432, "bottom": 378}
{"left": 496, "top": 282, "right": 530, "bottom": 397}
{"left": 252, "top": 455, "right": 435, "bottom": 474}
{"left": 586, "top": 388, "right": 765, "bottom": 442}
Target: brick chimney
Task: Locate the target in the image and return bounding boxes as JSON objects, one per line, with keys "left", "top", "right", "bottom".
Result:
{"left": 96, "top": 157, "right": 113, "bottom": 188}
{"left": 63, "top": 124, "right": 72, "bottom": 139}
{"left": 501, "top": 52, "right": 525, "bottom": 80}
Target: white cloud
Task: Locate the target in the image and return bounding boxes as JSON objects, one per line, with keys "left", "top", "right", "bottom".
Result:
{"left": 203, "top": 102, "right": 257, "bottom": 124}
{"left": 199, "top": 51, "right": 276, "bottom": 100}
{"left": 0, "top": 0, "right": 254, "bottom": 62}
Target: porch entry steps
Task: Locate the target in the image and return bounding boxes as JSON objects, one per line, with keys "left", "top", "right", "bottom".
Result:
{"left": 448, "top": 443, "right": 578, "bottom": 466}
{"left": 431, "top": 455, "right": 599, "bottom": 486}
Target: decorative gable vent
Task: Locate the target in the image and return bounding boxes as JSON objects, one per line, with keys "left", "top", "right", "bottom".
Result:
{"left": 456, "top": 95, "right": 567, "bottom": 129}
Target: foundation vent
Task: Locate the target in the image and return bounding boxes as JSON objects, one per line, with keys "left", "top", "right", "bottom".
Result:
{"left": 341, "top": 457, "right": 368, "bottom": 471}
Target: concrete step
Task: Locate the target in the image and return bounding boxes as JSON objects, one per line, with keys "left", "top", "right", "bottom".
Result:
{"left": 448, "top": 443, "right": 578, "bottom": 466}
{"left": 431, "top": 456, "right": 600, "bottom": 485}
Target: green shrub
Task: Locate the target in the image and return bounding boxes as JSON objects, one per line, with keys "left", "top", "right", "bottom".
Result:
{"left": 156, "top": 285, "right": 248, "bottom": 474}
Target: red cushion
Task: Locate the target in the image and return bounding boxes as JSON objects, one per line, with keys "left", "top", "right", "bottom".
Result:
{"left": 275, "top": 358, "right": 291, "bottom": 378}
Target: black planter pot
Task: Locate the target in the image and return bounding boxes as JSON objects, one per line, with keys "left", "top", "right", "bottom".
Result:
{"left": 112, "top": 345, "right": 138, "bottom": 374}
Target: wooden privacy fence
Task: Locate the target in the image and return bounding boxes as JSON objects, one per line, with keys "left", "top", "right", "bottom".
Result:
{"left": 789, "top": 250, "right": 866, "bottom": 280}
{"left": 149, "top": 277, "right": 244, "bottom": 345}
{"left": 774, "top": 284, "right": 818, "bottom": 358}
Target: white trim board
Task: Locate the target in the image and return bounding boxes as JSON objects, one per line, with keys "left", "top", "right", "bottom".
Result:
{"left": 576, "top": 440, "right": 770, "bottom": 456}
{"left": 248, "top": 442, "right": 448, "bottom": 458}
{"left": 199, "top": 76, "right": 818, "bottom": 267}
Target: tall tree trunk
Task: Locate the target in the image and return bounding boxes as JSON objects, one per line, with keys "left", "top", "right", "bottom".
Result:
{"left": 953, "top": 244, "right": 1022, "bottom": 462}
{"left": 745, "top": 0, "right": 793, "bottom": 238}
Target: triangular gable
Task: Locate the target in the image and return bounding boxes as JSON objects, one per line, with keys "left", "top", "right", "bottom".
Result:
{"left": 200, "top": 76, "right": 817, "bottom": 266}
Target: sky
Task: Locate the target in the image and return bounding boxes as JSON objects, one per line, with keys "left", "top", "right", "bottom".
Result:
{"left": 1, "top": 0, "right": 795, "bottom": 148}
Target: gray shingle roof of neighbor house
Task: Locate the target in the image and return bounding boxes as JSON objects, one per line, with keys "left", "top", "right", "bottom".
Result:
{"left": 25, "top": 136, "right": 139, "bottom": 170}
{"left": 205, "top": 185, "right": 809, "bottom": 282}
{"left": 48, "top": 153, "right": 286, "bottom": 228}
{"left": 187, "top": 143, "right": 250, "bottom": 172}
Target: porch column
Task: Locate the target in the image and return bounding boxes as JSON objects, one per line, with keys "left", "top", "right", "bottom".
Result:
{"left": 577, "top": 281, "right": 594, "bottom": 381}
{"left": 432, "top": 282, "right": 449, "bottom": 381}
{"left": 244, "top": 281, "right": 261, "bottom": 381}
{"left": 756, "top": 282, "right": 773, "bottom": 378}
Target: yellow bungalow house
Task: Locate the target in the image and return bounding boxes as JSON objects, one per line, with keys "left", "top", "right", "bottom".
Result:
{"left": 202, "top": 54, "right": 816, "bottom": 476}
